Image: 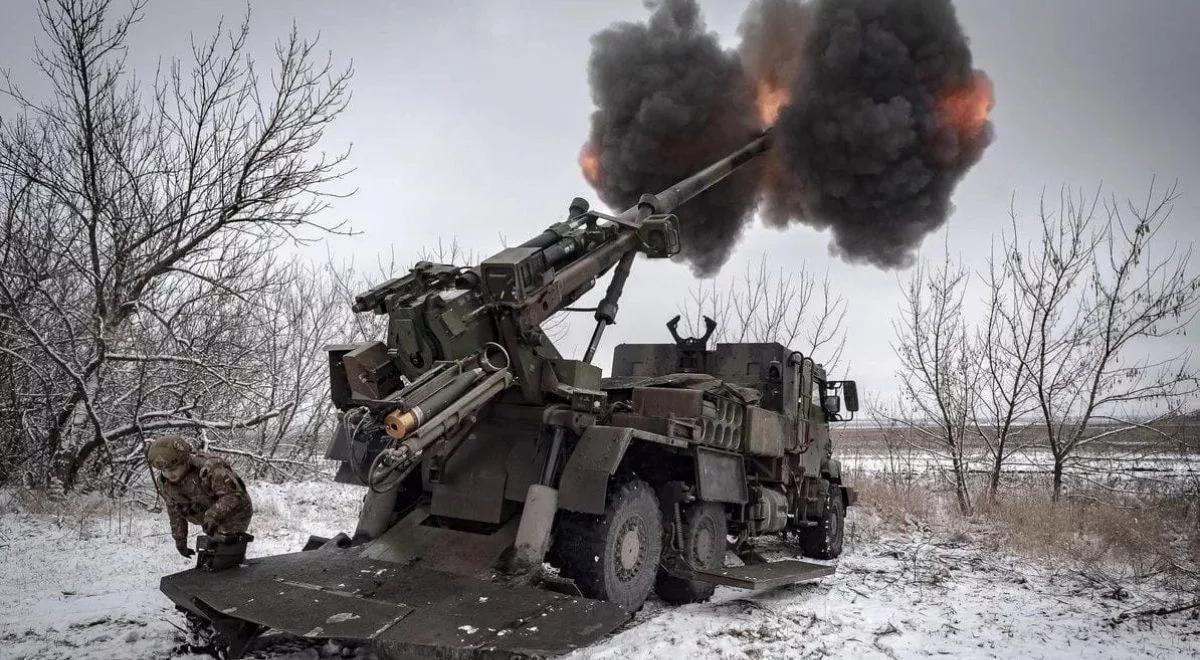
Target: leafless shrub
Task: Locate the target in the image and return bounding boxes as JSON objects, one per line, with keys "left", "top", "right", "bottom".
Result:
{"left": 852, "top": 474, "right": 936, "bottom": 531}
{"left": 853, "top": 468, "right": 1199, "bottom": 620}
{"left": 0, "top": 0, "right": 352, "bottom": 490}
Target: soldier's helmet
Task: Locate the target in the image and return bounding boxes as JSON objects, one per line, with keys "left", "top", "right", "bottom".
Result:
{"left": 147, "top": 435, "right": 193, "bottom": 470}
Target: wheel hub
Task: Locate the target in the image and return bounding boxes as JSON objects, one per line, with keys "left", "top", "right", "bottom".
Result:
{"left": 614, "top": 516, "right": 646, "bottom": 581}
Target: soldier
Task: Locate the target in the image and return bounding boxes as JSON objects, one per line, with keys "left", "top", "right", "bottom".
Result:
{"left": 147, "top": 436, "right": 254, "bottom": 558}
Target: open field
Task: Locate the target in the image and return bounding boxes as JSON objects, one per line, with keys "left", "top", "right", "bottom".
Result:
{"left": 833, "top": 421, "right": 1200, "bottom": 496}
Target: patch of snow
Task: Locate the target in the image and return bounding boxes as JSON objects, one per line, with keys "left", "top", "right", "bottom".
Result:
{"left": 2, "top": 479, "right": 1195, "bottom": 659}
{"left": 573, "top": 525, "right": 1199, "bottom": 660}
{"left": 0, "top": 479, "right": 362, "bottom": 659}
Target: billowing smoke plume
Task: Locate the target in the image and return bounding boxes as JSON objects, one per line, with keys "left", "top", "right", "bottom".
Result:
{"left": 582, "top": 0, "right": 994, "bottom": 273}
{"left": 763, "top": 0, "right": 994, "bottom": 268}
{"left": 582, "top": 0, "right": 760, "bottom": 276}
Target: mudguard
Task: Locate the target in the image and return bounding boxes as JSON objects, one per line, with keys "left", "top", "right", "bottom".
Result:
{"left": 556, "top": 426, "right": 632, "bottom": 515}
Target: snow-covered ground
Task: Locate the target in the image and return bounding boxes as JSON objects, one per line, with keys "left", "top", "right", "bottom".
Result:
{"left": 0, "top": 482, "right": 363, "bottom": 660}
{"left": 580, "top": 533, "right": 1199, "bottom": 659}
{"left": 1, "top": 481, "right": 1196, "bottom": 659}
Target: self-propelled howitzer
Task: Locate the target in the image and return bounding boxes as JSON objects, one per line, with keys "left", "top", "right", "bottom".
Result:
{"left": 334, "top": 132, "right": 774, "bottom": 535}
{"left": 160, "top": 129, "right": 861, "bottom": 659}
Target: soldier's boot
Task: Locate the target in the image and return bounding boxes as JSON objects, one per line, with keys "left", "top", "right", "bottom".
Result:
{"left": 196, "top": 532, "right": 254, "bottom": 571}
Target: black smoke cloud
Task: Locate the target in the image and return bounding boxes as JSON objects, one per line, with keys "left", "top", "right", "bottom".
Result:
{"left": 583, "top": 0, "right": 994, "bottom": 273}
{"left": 583, "top": 0, "right": 760, "bottom": 276}
{"left": 765, "top": 0, "right": 994, "bottom": 268}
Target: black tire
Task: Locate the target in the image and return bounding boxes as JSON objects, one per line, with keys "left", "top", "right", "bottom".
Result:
{"left": 799, "top": 484, "right": 845, "bottom": 559}
{"left": 554, "top": 479, "right": 663, "bottom": 612}
{"left": 655, "top": 501, "right": 726, "bottom": 604}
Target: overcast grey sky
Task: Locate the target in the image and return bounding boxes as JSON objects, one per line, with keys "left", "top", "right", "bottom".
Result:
{"left": 2, "top": 0, "right": 1198, "bottom": 406}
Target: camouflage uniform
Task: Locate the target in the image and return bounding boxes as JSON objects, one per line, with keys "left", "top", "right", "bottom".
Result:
{"left": 148, "top": 436, "right": 253, "bottom": 555}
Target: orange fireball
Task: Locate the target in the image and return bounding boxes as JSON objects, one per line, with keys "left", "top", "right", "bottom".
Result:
{"left": 755, "top": 80, "right": 789, "bottom": 127}
{"left": 937, "top": 70, "right": 994, "bottom": 140}
{"left": 579, "top": 144, "right": 602, "bottom": 186}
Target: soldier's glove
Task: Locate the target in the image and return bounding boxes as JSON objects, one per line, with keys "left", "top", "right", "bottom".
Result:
{"left": 201, "top": 511, "right": 219, "bottom": 537}
{"left": 176, "top": 541, "right": 196, "bottom": 558}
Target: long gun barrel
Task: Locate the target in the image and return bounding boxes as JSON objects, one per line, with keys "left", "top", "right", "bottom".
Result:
{"left": 617, "top": 131, "right": 772, "bottom": 224}
{"left": 578, "top": 131, "right": 773, "bottom": 360}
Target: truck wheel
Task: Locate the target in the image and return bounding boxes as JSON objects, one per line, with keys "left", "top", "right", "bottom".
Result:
{"left": 655, "top": 501, "right": 726, "bottom": 604}
{"left": 554, "top": 479, "right": 663, "bottom": 611}
{"left": 799, "top": 484, "right": 845, "bottom": 560}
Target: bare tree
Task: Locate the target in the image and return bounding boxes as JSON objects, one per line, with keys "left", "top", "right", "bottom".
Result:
{"left": 216, "top": 261, "right": 354, "bottom": 476}
{"left": 974, "top": 228, "right": 1039, "bottom": 499}
{"left": 0, "top": 0, "right": 351, "bottom": 489}
{"left": 1010, "top": 183, "right": 1200, "bottom": 500}
{"left": 887, "top": 253, "right": 978, "bottom": 514}
{"left": 679, "top": 256, "right": 847, "bottom": 370}
{"left": 95, "top": 256, "right": 351, "bottom": 486}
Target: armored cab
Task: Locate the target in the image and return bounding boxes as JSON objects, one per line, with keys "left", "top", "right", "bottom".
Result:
{"left": 610, "top": 320, "right": 855, "bottom": 496}
{"left": 593, "top": 316, "right": 857, "bottom": 600}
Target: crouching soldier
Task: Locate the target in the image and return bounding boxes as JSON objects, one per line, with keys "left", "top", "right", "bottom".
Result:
{"left": 147, "top": 436, "right": 253, "bottom": 560}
